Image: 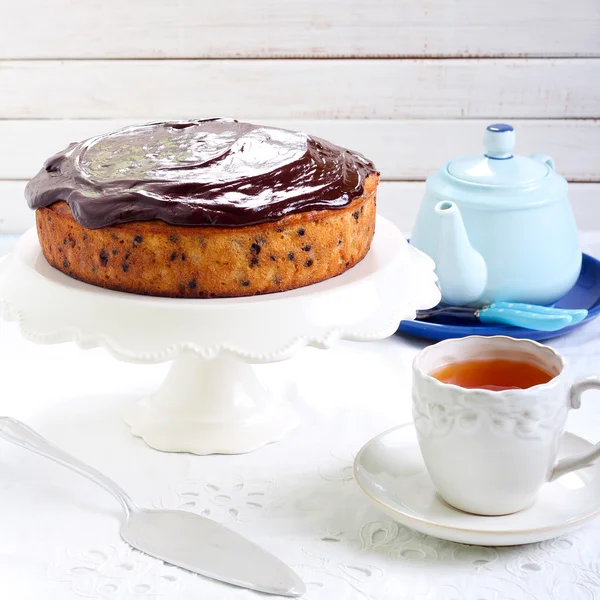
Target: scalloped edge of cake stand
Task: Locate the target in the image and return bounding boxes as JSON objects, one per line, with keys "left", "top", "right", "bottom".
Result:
{"left": 0, "top": 220, "right": 439, "bottom": 364}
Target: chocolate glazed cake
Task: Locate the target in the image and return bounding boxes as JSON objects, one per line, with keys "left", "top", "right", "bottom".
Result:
{"left": 26, "top": 119, "right": 379, "bottom": 298}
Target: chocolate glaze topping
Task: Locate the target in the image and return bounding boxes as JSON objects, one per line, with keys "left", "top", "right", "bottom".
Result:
{"left": 26, "top": 118, "right": 378, "bottom": 229}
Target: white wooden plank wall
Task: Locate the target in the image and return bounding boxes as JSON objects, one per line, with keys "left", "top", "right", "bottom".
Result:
{"left": 1, "top": 0, "right": 599, "bottom": 233}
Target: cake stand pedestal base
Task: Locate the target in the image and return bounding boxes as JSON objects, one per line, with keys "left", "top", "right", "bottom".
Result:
{"left": 124, "top": 354, "right": 296, "bottom": 454}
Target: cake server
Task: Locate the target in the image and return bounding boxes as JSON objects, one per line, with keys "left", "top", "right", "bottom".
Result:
{"left": 0, "top": 417, "right": 304, "bottom": 597}
{"left": 416, "top": 301, "right": 588, "bottom": 331}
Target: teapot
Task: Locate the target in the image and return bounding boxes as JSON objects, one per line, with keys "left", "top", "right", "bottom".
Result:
{"left": 410, "top": 124, "right": 582, "bottom": 306}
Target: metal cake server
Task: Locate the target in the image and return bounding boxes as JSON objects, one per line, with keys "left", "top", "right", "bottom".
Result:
{"left": 0, "top": 417, "right": 305, "bottom": 597}
{"left": 417, "top": 301, "right": 588, "bottom": 332}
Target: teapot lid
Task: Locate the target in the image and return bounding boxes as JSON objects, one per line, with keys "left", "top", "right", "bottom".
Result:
{"left": 446, "top": 124, "right": 552, "bottom": 186}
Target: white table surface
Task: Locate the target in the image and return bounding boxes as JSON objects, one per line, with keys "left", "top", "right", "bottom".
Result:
{"left": 0, "top": 233, "right": 599, "bottom": 600}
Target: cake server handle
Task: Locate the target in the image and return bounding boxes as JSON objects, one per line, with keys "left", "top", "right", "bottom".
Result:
{"left": 0, "top": 417, "right": 136, "bottom": 515}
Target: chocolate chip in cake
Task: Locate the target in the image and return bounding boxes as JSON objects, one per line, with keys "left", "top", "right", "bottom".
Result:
{"left": 250, "top": 243, "right": 261, "bottom": 256}
{"left": 122, "top": 262, "right": 130, "bottom": 272}
{"left": 298, "top": 228, "right": 305, "bottom": 236}
{"left": 288, "top": 252, "right": 295, "bottom": 261}
{"left": 63, "top": 259, "right": 69, "bottom": 269}
{"left": 169, "top": 234, "right": 180, "bottom": 243}
{"left": 305, "top": 259, "right": 314, "bottom": 267}
{"left": 133, "top": 235, "right": 143, "bottom": 247}
{"left": 111, "top": 249, "right": 118, "bottom": 255}
{"left": 241, "top": 280, "right": 250, "bottom": 287}
{"left": 270, "top": 255, "right": 276, "bottom": 261}
{"left": 338, "top": 239, "right": 342, "bottom": 246}
{"left": 69, "top": 236, "right": 76, "bottom": 248}
{"left": 302, "top": 245, "right": 311, "bottom": 252}
{"left": 353, "top": 211, "right": 360, "bottom": 221}
{"left": 276, "top": 227, "right": 284, "bottom": 233}
{"left": 346, "top": 261, "right": 350, "bottom": 267}
{"left": 170, "top": 251, "right": 178, "bottom": 261}
{"left": 188, "top": 280, "right": 197, "bottom": 289}
{"left": 124, "top": 252, "right": 131, "bottom": 260}
{"left": 63, "top": 238, "right": 67, "bottom": 245}
{"left": 82, "top": 234, "right": 87, "bottom": 241}
{"left": 250, "top": 257, "right": 259, "bottom": 266}
{"left": 181, "top": 253, "right": 186, "bottom": 261}
{"left": 99, "top": 250, "right": 109, "bottom": 267}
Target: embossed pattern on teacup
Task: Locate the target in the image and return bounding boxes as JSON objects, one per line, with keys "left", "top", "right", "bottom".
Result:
{"left": 412, "top": 374, "right": 568, "bottom": 440}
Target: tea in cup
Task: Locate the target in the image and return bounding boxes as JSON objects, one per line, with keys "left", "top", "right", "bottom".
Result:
{"left": 412, "top": 336, "right": 600, "bottom": 516}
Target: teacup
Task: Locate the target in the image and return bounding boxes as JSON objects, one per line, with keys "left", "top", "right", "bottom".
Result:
{"left": 412, "top": 335, "right": 600, "bottom": 516}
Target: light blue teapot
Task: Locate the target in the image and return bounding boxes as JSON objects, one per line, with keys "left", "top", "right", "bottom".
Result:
{"left": 410, "top": 124, "right": 582, "bottom": 307}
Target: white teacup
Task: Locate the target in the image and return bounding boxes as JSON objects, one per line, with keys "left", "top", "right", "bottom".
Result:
{"left": 412, "top": 336, "right": 600, "bottom": 516}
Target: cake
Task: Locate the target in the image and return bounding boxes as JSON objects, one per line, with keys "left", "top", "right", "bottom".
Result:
{"left": 25, "top": 119, "right": 379, "bottom": 298}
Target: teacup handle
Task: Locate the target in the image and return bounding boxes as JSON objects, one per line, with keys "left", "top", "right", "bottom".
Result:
{"left": 549, "top": 377, "right": 600, "bottom": 482}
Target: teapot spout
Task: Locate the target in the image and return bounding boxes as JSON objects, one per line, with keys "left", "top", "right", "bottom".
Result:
{"left": 433, "top": 201, "right": 487, "bottom": 306}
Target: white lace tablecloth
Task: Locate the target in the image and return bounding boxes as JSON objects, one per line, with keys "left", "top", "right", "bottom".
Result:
{"left": 1, "top": 233, "right": 600, "bottom": 600}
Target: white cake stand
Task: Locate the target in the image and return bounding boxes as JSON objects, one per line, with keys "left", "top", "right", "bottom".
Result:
{"left": 0, "top": 218, "right": 439, "bottom": 454}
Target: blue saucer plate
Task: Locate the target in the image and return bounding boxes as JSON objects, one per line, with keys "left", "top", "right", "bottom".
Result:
{"left": 397, "top": 252, "right": 600, "bottom": 342}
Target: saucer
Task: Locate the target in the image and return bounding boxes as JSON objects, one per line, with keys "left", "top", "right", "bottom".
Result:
{"left": 397, "top": 251, "right": 600, "bottom": 342}
{"left": 353, "top": 423, "right": 600, "bottom": 546}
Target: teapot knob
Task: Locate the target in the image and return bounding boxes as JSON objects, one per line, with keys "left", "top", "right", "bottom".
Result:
{"left": 484, "top": 123, "right": 515, "bottom": 160}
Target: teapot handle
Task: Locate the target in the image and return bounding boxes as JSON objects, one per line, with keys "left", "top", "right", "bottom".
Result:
{"left": 530, "top": 154, "right": 555, "bottom": 171}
